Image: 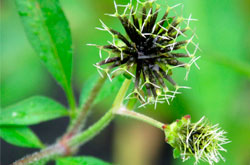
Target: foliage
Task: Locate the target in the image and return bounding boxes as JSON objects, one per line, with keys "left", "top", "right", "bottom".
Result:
{"left": 0, "top": 96, "right": 68, "bottom": 125}
{"left": 15, "top": 0, "right": 73, "bottom": 91}
{"left": 0, "top": 126, "right": 44, "bottom": 148}
{"left": 1, "top": 0, "right": 249, "bottom": 164}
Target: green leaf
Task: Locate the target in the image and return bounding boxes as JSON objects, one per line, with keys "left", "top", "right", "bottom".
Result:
{"left": 173, "top": 148, "right": 181, "bottom": 159}
{"left": 208, "top": 54, "right": 250, "bottom": 79}
{"left": 0, "top": 96, "right": 68, "bottom": 126}
{"left": 15, "top": 0, "right": 73, "bottom": 92}
{"left": 79, "top": 75, "right": 125, "bottom": 108}
{"left": 56, "top": 156, "right": 111, "bottom": 165}
{"left": 0, "top": 125, "right": 44, "bottom": 148}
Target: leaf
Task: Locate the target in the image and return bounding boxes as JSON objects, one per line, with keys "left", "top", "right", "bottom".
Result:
{"left": 79, "top": 75, "right": 125, "bottom": 108}
{"left": 0, "top": 96, "right": 68, "bottom": 126}
{"left": 0, "top": 125, "right": 44, "bottom": 148}
{"left": 15, "top": 0, "right": 73, "bottom": 91}
{"left": 56, "top": 156, "right": 111, "bottom": 165}
{"left": 208, "top": 54, "right": 250, "bottom": 79}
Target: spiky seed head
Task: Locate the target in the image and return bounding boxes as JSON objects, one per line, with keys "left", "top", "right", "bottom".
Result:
{"left": 91, "top": 0, "right": 199, "bottom": 106}
{"left": 163, "top": 115, "right": 230, "bottom": 164}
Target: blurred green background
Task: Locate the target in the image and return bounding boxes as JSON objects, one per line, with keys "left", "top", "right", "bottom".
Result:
{"left": 1, "top": 0, "right": 250, "bottom": 164}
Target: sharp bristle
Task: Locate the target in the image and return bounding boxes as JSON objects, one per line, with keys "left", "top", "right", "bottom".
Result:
{"left": 153, "top": 9, "right": 170, "bottom": 34}
{"left": 159, "top": 67, "right": 176, "bottom": 86}
{"left": 97, "top": 57, "right": 121, "bottom": 65}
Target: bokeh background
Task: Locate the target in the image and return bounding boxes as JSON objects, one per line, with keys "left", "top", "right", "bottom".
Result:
{"left": 1, "top": 0, "right": 250, "bottom": 164}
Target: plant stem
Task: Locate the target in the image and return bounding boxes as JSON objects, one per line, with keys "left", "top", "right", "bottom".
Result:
{"left": 13, "top": 79, "right": 168, "bottom": 165}
{"left": 66, "top": 75, "right": 108, "bottom": 136}
{"left": 65, "top": 85, "right": 77, "bottom": 119}
{"left": 68, "top": 78, "right": 131, "bottom": 147}
{"left": 115, "top": 108, "right": 165, "bottom": 130}
{"left": 68, "top": 108, "right": 114, "bottom": 147}
{"left": 12, "top": 78, "right": 131, "bottom": 165}
{"left": 12, "top": 78, "right": 167, "bottom": 165}
{"left": 112, "top": 79, "right": 131, "bottom": 109}
{"left": 12, "top": 144, "right": 64, "bottom": 165}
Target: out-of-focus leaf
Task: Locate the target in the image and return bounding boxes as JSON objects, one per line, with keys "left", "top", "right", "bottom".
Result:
{"left": 79, "top": 74, "right": 125, "bottom": 108}
{"left": 15, "top": 0, "right": 73, "bottom": 91}
{"left": 0, "top": 125, "right": 44, "bottom": 148}
{"left": 208, "top": 54, "right": 250, "bottom": 79}
{"left": 0, "top": 96, "right": 68, "bottom": 125}
{"left": 56, "top": 156, "right": 111, "bottom": 165}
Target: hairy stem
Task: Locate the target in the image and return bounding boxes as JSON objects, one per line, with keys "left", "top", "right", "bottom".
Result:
{"left": 65, "top": 85, "right": 77, "bottom": 119}
{"left": 112, "top": 79, "right": 131, "bottom": 108}
{"left": 12, "top": 144, "right": 64, "bottom": 165}
{"left": 66, "top": 74, "right": 108, "bottom": 137}
{"left": 68, "top": 108, "right": 114, "bottom": 147}
{"left": 115, "top": 108, "right": 165, "bottom": 130}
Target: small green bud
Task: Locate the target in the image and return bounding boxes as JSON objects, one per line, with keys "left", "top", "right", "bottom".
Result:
{"left": 163, "top": 115, "right": 230, "bottom": 164}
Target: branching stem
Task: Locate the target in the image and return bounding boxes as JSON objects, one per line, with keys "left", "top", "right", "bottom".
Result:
{"left": 12, "top": 78, "right": 132, "bottom": 165}
{"left": 68, "top": 78, "right": 132, "bottom": 147}
{"left": 13, "top": 78, "right": 167, "bottom": 165}
{"left": 68, "top": 108, "right": 114, "bottom": 148}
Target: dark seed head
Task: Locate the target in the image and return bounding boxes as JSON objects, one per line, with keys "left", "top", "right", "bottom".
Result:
{"left": 91, "top": 0, "right": 200, "bottom": 106}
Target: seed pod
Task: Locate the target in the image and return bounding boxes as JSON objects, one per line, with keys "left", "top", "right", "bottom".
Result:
{"left": 91, "top": 0, "right": 200, "bottom": 106}
{"left": 163, "top": 115, "right": 230, "bottom": 164}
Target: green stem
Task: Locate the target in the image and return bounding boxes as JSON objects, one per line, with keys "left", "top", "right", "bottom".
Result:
{"left": 112, "top": 79, "right": 131, "bottom": 108}
{"left": 12, "top": 79, "right": 168, "bottom": 165}
{"left": 12, "top": 144, "right": 64, "bottom": 165}
{"left": 68, "top": 79, "right": 131, "bottom": 147}
{"left": 66, "top": 75, "right": 108, "bottom": 136}
{"left": 12, "top": 78, "right": 131, "bottom": 165}
{"left": 65, "top": 85, "right": 77, "bottom": 119}
{"left": 68, "top": 108, "right": 114, "bottom": 147}
{"left": 115, "top": 109, "right": 164, "bottom": 130}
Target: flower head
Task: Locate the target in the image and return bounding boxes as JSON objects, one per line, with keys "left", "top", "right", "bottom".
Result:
{"left": 163, "top": 115, "right": 230, "bottom": 164}
{"left": 91, "top": 0, "right": 200, "bottom": 106}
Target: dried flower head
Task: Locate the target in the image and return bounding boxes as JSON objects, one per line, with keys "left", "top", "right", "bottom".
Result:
{"left": 90, "top": 0, "right": 200, "bottom": 106}
{"left": 163, "top": 115, "right": 230, "bottom": 164}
